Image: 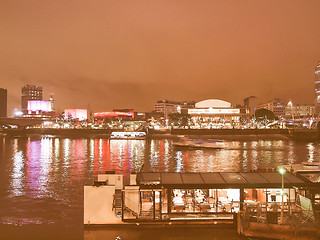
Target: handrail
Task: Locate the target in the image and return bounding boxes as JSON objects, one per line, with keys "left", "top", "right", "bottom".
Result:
{"left": 123, "top": 196, "right": 140, "bottom": 217}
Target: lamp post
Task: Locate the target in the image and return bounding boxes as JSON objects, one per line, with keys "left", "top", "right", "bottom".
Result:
{"left": 278, "top": 167, "right": 286, "bottom": 224}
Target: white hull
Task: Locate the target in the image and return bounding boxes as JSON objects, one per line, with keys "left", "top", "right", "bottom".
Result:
{"left": 110, "top": 131, "right": 146, "bottom": 140}
{"left": 173, "top": 138, "right": 226, "bottom": 149}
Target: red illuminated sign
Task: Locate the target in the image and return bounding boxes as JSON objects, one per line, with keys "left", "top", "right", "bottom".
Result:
{"left": 93, "top": 111, "right": 134, "bottom": 118}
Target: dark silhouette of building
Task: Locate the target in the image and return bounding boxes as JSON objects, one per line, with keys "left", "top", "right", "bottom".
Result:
{"left": 0, "top": 88, "right": 7, "bottom": 118}
{"left": 244, "top": 96, "right": 257, "bottom": 116}
{"left": 21, "top": 85, "right": 43, "bottom": 114}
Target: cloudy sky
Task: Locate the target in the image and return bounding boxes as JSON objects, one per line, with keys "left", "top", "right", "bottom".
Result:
{"left": 1, "top": 0, "right": 320, "bottom": 114}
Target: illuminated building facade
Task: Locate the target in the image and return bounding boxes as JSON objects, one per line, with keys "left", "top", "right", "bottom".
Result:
{"left": 27, "top": 100, "right": 52, "bottom": 116}
{"left": 0, "top": 88, "right": 7, "bottom": 118}
{"left": 315, "top": 62, "right": 320, "bottom": 114}
{"left": 154, "top": 100, "right": 195, "bottom": 118}
{"left": 154, "top": 100, "right": 183, "bottom": 118}
{"left": 188, "top": 99, "right": 249, "bottom": 128}
{"left": 284, "top": 104, "right": 314, "bottom": 119}
{"left": 256, "top": 98, "right": 286, "bottom": 119}
{"left": 21, "top": 85, "right": 43, "bottom": 114}
{"left": 64, "top": 109, "right": 88, "bottom": 121}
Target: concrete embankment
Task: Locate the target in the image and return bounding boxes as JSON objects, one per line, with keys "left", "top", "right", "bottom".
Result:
{"left": 1, "top": 128, "right": 111, "bottom": 137}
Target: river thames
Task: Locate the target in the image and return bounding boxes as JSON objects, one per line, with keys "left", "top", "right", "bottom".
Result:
{"left": 0, "top": 135, "right": 318, "bottom": 239}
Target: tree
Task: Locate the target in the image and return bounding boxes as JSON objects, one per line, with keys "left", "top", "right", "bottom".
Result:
{"left": 169, "top": 113, "right": 190, "bottom": 128}
{"left": 255, "top": 109, "right": 276, "bottom": 121}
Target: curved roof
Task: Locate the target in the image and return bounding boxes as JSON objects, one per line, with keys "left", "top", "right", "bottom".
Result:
{"left": 195, "top": 99, "right": 231, "bottom": 108}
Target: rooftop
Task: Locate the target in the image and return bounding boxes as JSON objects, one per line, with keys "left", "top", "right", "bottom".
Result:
{"left": 137, "top": 172, "right": 311, "bottom": 189}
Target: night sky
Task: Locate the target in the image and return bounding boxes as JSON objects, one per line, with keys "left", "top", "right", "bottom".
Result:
{"left": 1, "top": 0, "right": 320, "bottom": 115}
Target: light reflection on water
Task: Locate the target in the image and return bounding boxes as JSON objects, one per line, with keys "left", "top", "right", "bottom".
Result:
{"left": 0, "top": 136, "right": 319, "bottom": 238}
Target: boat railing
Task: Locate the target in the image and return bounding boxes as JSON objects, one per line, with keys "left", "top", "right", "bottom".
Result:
{"left": 241, "top": 202, "right": 320, "bottom": 227}
{"left": 122, "top": 196, "right": 139, "bottom": 219}
{"left": 239, "top": 202, "right": 320, "bottom": 239}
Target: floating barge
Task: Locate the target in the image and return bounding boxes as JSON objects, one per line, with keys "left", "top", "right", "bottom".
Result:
{"left": 84, "top": 170, "right": 319, "bottom": 230}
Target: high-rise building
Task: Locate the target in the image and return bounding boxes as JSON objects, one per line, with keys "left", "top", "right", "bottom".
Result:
{"left": 0, "top": 88, "right": 7, "bottom": 118}
{"left": 21, "top": 85, "right": 43, "bottom": 114}
{"left": 315, "top": 62, "right": 320, "bottom": 114}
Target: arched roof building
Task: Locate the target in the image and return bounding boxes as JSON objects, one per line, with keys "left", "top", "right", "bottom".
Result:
{"left": 187, "top": 99, "right": 249, "bottom": 128}
{"left": 195, "top": 99, "right": 231, "bottom": 109}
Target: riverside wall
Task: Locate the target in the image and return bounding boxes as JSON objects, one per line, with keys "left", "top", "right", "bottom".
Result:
{"left": 3, "top": 128, "right": 318, "bottom": 141}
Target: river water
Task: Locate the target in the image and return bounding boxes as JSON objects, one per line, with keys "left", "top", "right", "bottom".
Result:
{"left": 0, "top": 136, "right": 318, "bottom": 240}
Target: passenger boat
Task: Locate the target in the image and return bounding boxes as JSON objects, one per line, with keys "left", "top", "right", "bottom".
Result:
{"left": 110, "top": 131, "right": 146, "bottom": 140}
{"left": 173, "top": 137, "right": 226, "bottom": 149}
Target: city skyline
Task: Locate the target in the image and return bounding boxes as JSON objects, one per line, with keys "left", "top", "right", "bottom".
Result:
{"left": 2, "top": 83, "right": 319, "bottom": 117}
{"left": 1, "top": 1, "right": 320, "bottom": 113}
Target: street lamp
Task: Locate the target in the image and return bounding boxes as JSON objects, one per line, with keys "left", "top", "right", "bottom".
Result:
{"left": 277, "top": 167, "right": 286, "bottom": 224}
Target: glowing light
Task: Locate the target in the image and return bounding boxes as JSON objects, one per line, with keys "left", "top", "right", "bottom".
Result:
{"left": 278, "top": 167, "right": 286, "bottom": 175}
{"left": 188, "top": 108, "right": 240, "bottom": 115}
{"left": 27, "top": 100, "right": 52, "bottom": 112}
{"left": 14, "top": 111, "right": 23, "bottom": 116}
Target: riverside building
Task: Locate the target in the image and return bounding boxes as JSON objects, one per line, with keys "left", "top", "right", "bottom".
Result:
{"left": 284, "top": 104, "right": 314, "bottom": 119}
{"left": 21, "top": 85, "right": 43, "bottom": 114}
{"left": 244, "top": 96, "right": 257, "bottom": 116}
{"left": 187, "top": 99, "right": 249, "bottom": 129}
{"left": 154, "top": 100, "right": 195, "bottom": 119}
{"left": 256, "top": 98, "right": 286, "bottom": 119}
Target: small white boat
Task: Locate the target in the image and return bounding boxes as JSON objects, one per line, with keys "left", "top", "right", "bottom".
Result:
{"left": 110, "top": 131, "right": 146, "bottom": 140}
{"left": 173, "top": 137, "right": 226, "bottom": 149}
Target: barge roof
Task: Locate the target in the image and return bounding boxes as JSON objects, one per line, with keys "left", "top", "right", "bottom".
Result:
{"left": 137, "top": 172, "right": 312, "bottom": 189}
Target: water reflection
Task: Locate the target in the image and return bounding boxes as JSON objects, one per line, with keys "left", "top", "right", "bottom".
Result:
{"left": 307, "top": 143, "right": 315, "bottom": 162}
{"left": 0, "top": 136, "right": 318, "bottom": 233}
{"left": 6, "top": 138, "right": 317, "bottom": 200}
{"left": 11, "top": 150, "right": 24, "bottom": 197}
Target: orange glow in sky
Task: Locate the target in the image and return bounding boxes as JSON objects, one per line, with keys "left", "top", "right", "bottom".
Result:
{"left": 1, "top": 0, "right": 320, "bottom": 113}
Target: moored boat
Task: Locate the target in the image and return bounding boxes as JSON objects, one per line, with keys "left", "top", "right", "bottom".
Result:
{"left": 173, "top": 137, "right": 226, "bottom": 149}
{"left": 110, "top": 131, "right": 146, "bottom": 140}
